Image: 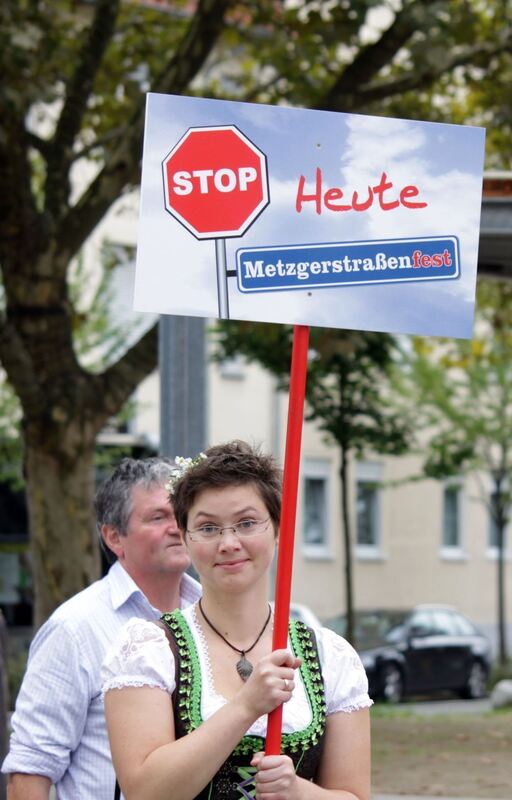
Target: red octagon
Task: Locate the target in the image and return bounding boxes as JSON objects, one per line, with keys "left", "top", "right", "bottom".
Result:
{"left": 162, "top": 125, "right": 269, "bottom": 239}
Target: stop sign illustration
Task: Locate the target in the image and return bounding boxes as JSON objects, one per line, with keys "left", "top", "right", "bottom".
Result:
{"left": 162, "top": 125, "right": 270, "bottom": 239}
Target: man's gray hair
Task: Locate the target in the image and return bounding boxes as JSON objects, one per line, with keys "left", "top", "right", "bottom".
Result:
{"left": 95, "top": 457, "right": 175, "bottom": 539}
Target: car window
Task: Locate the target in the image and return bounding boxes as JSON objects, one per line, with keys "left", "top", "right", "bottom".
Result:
{"left": 386, "top": 624, "right": 406, "bottom": 643}
{"left": 408, "top": 610, "right": 436, "bottom": 636}
{"left": 323, "top": 615, "right": 347, "bottom": 637}
{"left": 430, "top": 610, "right": 460, "bottom": 636}
{"left": 324, "top": 610, "right": 410, "bottom": 642}
{"left": 355, "top": 613, "right": 387, "bottom": 639}
{"left": 355, "top": 611, "right": 408, "bottom": 643}
{"left": 451, "top": 612, "right": 477, "bottom": 636}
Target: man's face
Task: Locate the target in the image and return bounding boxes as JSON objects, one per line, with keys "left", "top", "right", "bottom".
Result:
{"left": 116, "top": 484, "right": 191, "bottom": 578}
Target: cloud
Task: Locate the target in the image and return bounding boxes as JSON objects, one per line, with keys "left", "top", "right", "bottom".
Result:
{"left": 342, "top": 115, "right": 427, "bottom": 170}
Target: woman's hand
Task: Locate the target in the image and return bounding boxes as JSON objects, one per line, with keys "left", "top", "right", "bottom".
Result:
{"left": 251, "top": 752, "right": 299, "bottom": 800}
{"left": 237, "top": 649, "right": 301, "bottom": 719}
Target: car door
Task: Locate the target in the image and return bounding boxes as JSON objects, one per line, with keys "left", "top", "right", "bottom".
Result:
{"left": 407, "top": 609, "right": 470, "bottom": 693}
{"left": 404, "top": 610, "right": 441, "bottom": 693}
{"left": 432, "top": 609, "right": 474, "bottom": 689}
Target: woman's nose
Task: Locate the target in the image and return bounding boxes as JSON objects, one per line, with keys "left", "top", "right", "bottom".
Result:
{"left": 218, "top": 527, "right": 241, "bottom": 549}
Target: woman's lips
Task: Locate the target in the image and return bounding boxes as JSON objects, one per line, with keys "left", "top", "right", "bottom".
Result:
{"left": 215, "top": 559, "right": 248, "bottom": 570}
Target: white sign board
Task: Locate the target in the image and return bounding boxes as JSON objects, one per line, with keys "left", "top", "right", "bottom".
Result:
{"left": 134, "top": 93, "right": 486, "bottom": 338}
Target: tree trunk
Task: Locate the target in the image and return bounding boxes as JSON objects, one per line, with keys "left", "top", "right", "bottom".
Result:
{"left": 496, "top": 518, "right": 508, "bottom": 666}
{"left": 496, "top": 523, "right": 508, "bottom": 665}
{"left": 25, "top": 441, "right": 100, "bottom": 628}
{"left": 339, "top": 446, "right": 355, "bottom": 647}
{"left": 491, "top": 476, "right": 509, "bottom": 665}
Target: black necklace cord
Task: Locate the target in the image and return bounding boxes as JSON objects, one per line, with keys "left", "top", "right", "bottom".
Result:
{"left": 198, "top": 599, "right": 272, "bottom": 681}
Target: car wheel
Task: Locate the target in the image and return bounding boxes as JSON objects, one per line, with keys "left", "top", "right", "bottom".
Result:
{"left": 461, "top": 660, "right": 488, "bottom": 699}
{"left": 380, "top": 663, "right": 404, "bottom": 703}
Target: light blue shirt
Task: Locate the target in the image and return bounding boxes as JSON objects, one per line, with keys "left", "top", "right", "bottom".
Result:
{"left": 2, "top": 561, "right": 201, "bottom": 799}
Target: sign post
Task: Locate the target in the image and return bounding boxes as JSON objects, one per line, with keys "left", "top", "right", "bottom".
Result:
{"left": 265, "top": 324, "right": 310, "bottom": 754}
{"left": 162, "top": 124, "right": 270, "bottom": 318}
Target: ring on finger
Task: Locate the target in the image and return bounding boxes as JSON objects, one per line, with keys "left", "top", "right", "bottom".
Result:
{"left": 283, "top": 678, "right": 289, "bottom": 691}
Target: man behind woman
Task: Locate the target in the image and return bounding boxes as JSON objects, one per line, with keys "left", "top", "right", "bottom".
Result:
{"left": 4, "top": 457, "right": 201, "bottom": 800}
{"left": 102, "top": 440, "right": 371, "bottom": 800}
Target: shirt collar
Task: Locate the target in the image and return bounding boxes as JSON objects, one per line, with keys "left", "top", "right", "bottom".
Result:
{"left": 108, "top": 560, "right": 202, "bottom": 612}
{"left": 109, "top": 560, "right": 146, "bottom": 611}
{"left": 179, "top": 571, "right": 202, "bottom": 607}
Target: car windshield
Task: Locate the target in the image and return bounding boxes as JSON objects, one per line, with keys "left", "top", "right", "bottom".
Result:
{"left": 326, "top": 611, "right": 408, "bottom": 646}
{"left": 356, "top": 611, "right": 408, "bottom": 644}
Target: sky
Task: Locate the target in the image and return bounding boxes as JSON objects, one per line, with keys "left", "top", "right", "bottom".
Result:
{"left": 133, "top": 93, "right": 486, "bottom": 338}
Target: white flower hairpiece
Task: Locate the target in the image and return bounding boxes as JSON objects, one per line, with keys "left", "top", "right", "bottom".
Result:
{"left": 166, "top": 452, "right": 207, "bottom": 495}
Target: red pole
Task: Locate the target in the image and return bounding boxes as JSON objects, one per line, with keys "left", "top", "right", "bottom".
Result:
{"left": 266, "top": 324, "right": 310, "bottom": 754}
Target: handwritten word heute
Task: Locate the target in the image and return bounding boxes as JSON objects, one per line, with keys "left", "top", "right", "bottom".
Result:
{"left": 295, "top": 169, "right": 428, "bottom": 215}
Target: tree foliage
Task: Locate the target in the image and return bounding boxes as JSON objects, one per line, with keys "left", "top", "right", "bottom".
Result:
{"left": 410, "top": 281, "right": 512, "bottom": 492}
{"left": 406, "top": 280, "right": 512, "bottom": 663}
{"left": 1, "top": 0, "right": 511, "bottom": 622}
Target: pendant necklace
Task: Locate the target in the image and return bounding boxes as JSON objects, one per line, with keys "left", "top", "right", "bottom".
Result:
{"left": 198, "top": 598, "right": 272, "bottom": 681}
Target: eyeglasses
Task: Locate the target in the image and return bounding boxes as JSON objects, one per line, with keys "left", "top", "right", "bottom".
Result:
{"left": 186, "top": 517, "right": 271, "bottom": 542}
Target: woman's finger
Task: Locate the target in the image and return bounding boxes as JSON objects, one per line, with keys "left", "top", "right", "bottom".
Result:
{"left": 269, "top": 649, "right": 301, "bottom": 669}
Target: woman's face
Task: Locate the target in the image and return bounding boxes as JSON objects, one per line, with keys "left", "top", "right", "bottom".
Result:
{"left": 185, "top": 482, "right": 277, "bottom": 593}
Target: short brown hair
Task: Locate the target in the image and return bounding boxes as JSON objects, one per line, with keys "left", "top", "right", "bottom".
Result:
{"left": 172, "top": 440, "right": 282, "bottom": 532}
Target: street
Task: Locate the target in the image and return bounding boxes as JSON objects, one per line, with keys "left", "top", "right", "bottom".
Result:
{"left": 405, "top": 696, "right": 492, "bottom": 715}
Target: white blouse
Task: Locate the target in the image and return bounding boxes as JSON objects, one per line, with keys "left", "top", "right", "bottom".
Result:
{"left": 101, "top": 605, "right": 372, "bottom": 737}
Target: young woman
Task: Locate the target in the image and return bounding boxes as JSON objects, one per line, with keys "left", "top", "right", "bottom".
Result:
{"left": 102, "top": 440, "right": 371, "bottom": 800}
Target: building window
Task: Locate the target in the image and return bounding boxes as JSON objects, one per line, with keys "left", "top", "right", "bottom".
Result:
{"left": 356, "top": 483, "right": 378, "bottom": 546}
{"left": 356, "top": 462, "right": 383, "bottom": 558}
{"left": 302, "top": 460, "right": 331, "bottom": 558}
{"left": 442, "top": 485, "right": 460, "bottom": 548}
{"left": 440, "top": 481, "right": 466, "bottom": 560}
{"left": 218, "top": 354, "right": 245, "bottom": 380}
{"left": 304, "top": 478, "right": 326, "bottom": 545}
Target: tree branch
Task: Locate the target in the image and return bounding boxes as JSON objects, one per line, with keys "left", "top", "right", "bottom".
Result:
{"left": 26, "top": 131, "right": 52, "bottom": 159}
{"left": 0, "top": 115, "right": 44, "bottom": 276}
{"left": 90, "top": 322, "right": 158, "bottom": 425}
{"left": 70, "top": 125, "right": 128, "bottom": 162}
{"left": 318, "top": 0, "right": 439, "bottom": 112}
{"left": 44, "top": 0, "right": 121, "bottom": 217}
{"left": 56, "top": 0, "right": 235, "bottom": 265}
{"left": 350, "top": 33, "right": 512, "bottom": 110}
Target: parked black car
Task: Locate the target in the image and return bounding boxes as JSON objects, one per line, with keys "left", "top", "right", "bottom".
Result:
{"left": 323, "top": 605, "right": 492, "bottom": 703}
